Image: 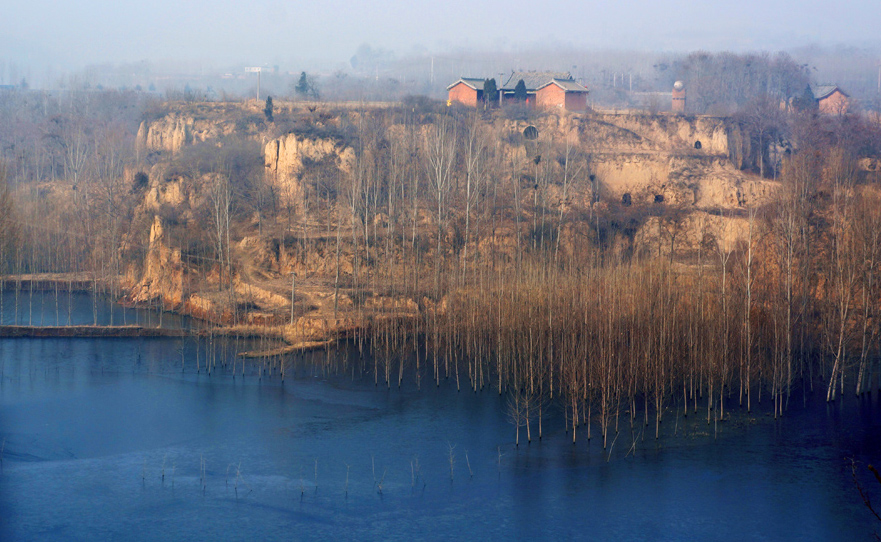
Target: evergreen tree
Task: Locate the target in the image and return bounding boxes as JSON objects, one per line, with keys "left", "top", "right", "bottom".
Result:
{"left": 483, "top": 78, "right": 498, "bottom": 107}
{"left": 514, "top": 79, "right": 527, "bottom": 102}
{"left": 263, "top": 96, "right": 274, "bottom": 122}
{"left": 295, "top": 72, "right": 310, "bottom": 98}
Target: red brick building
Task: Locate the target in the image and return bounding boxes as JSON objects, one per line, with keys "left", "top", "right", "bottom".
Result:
{"left": 447, "top": 78, "right": 487, "bottom": 107}
{"left": 499, "top": 71, "right": 588, "bottom": 112}
{"left": 535, "top": 79, "right": 589, "bottom": 111}
{"left": 811, "top": 84, "right": 850, "bottom": 115}
{"left": 448, "top": 72, "right": 589, "bottom": 111}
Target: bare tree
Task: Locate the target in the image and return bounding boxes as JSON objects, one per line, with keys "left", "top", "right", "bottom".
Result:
{"left": 0, "top": 163, "right": 19, "bottom": 323}
{"left": 824, "top": 148, "right": 859, "bottom": 402}
{"left": 854, "top": 195, "right": 881, "bottom": 395}
{"left": 63, "top": 124, "right": 90, "bottom": 199}
{"left": 506, "top": 388, "right": 529, "bottom": 447}
{"left": 461, "top": 114, "right": 485, "bottom": 284}
{"left": 208, "top": 174, "right": 233, "bottom": 292}
{"left": 424, "top": 113, "right": 458, "bottom": 294}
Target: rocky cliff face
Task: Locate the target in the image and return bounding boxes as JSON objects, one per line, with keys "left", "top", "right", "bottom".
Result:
{"left": 137, "top": 114, "right": 245, "bottom": 153}
{"left": 139, "top": 104, "right": 358, "bottom": 215}
{"left": 129, "top": 215, "right": 186, "bottom": 307}
{"left": 263, "top": 133, "right": 355, "bottom": 211}
{"left": 139, "top": 103, "right": 767, "bottom": 212}
{"left": 589, "top": 154, "right": 777, "bottom": 208}
{"left": 126, "top": 103, "right": 782, "bottom": 332}
{"left": 137, "top": 103, "right": 268, "bottom": 153}
{"left": 504, "top": 112, "right": 775, "bottom": 211}
{"left": 490, "top": 111, "right": 777, "bottom": 258}
{"left": 588, "top": 114, "right": 732, "bottom": 155}
{"left": 137, "top": 115, "right": 193, "bottom": 153}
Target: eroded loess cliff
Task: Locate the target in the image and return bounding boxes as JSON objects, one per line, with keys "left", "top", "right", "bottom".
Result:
{"left": 263, "top": 133, "right": 356, "bottom": 212}
{"left": 137, "top": 102, "right": 272, "bottom": 153}
{"left": 502, "top": 112, "right": 775, "bottom": 210}
{"left": 128, "top": 215, "right": 185, "bottom": 307}
{"left": 127, "top": 101, "right": 783, "bottom": 348}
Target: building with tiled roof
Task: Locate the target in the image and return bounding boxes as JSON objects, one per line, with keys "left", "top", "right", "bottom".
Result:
{"left": 447, "top": 71, "right": 589, "bottom": 112}
{"left": 534, "top": 78, "right": 589, "bottom": 111}
{"left": 500, "top": 71, "right": 573, "bottom": 91}
{"left": 500, "top": 71, "right": 589, "bottom": 111}
{"left": 447, "top": 78, "right": 489, "bottom": 107}
{"left": 810, "top": 84, "right": 849, "bottom": 115}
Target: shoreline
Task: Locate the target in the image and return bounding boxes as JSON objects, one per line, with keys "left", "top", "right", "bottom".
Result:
{"left": 0, "top": 325, "right": 188, "bottom": 338}
{"left": 0, "top": 324, "right": 340, "bottom": 355}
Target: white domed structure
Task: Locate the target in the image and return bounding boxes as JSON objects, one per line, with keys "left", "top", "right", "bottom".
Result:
{"left": 672, "top": 81, "right": 686, "bottom": 112}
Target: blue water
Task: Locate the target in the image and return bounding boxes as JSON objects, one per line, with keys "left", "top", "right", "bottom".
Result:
{"left": 0, "top": 290, "right": 190, "bottom": 328}
{"left": 0, "top": 298, "right": 879, "bottom": 540}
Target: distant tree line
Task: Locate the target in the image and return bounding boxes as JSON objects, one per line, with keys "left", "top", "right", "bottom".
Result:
{"left": 674, "top": 51, "right": 810, "bottom": 115}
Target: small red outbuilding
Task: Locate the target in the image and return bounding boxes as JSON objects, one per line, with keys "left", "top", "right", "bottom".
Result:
{"left": 447, "top": 78, "right": 487, "bottom": 107}
{"left": 535, "top": 79, "right": 589, "bottom": 112}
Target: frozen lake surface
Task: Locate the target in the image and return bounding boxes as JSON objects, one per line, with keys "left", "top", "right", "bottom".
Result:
{"left": 0, "top": 297, "right": 879, "bottom": 540}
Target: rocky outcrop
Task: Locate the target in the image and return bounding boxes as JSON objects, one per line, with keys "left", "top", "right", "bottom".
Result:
{"left": 588, "top": 114, "right": 732, "bottom": 155}
{"left": 137, "top": 103, "right": 267, "bottom": 153}
{"left": 125, "top": 103, "right": 785, "bottom": 338}
{"left": 137, "top": 114, "right": 256, "bottom": 153}
{"left": 144, "top": 173, "right": 188, "bottom": 208}
{"left": 129, "top": 215, "right": 186, "bottom": 307}
{"left": 505, "top": 112, "right": 776, "bottom": 210}
{"left": 137, "top": 116, "right": 194, "bottom": 153}
{"left": 590, "top": 154, "right": 777, "bottom": 208}
{"left": 263, "top": 133, "right": 355, "bottom": 211}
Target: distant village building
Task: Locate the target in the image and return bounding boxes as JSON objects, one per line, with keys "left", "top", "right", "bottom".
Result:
{"left": 534, "top": 79, "right": 589, "bottom": 111}
{"left": 671, "top": 81, "right": 686, "bottom": 113}
{"left": 446, "top": 78, "right": 487, "bottom": 108}
{"left": 448, "top": 71, "right": 589, "bottom": 112}
{"left": 500, "top": 71, "right": 588, "bottom": 111}
{"left": 811, "top": 84, "right": 849, "bottom": 115}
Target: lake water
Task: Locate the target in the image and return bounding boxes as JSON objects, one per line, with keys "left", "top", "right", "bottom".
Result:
{"left": 0, "top": 296, "right": 880, "bottom": 540}
{"left": 0, "top": 290, "right": 190, "bottom": 329}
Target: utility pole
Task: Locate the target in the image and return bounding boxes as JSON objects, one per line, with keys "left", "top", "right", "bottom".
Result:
{"left": 499, "top": 72, "right": 505, "bottom": 106}
{"left": 245, "top": 67, "right": 262, "bottom": 100}
{"left": 290, "top": 271, "right": 297, "bottom": 325}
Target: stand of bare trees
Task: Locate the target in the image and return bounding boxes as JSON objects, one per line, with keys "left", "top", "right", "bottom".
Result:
{"left": 331, "top": 103, "right": 881, "bottom": 448}
{"left": 2, "top": 88, "right": 880, "bottom": 447}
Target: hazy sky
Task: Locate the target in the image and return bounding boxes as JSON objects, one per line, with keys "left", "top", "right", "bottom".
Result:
{"left": 3, "top": 0, "right": 879, "bottom": 71}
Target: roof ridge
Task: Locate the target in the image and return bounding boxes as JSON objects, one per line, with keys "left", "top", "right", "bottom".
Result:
{"left": 446, "top": 77, "right": 488, "bottom": 91}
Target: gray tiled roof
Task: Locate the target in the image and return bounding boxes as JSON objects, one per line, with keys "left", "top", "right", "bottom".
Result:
{"left": 501, "top": 71, "right": 573, "bottom": 91}
{"left": 537, "top": 79, "right": 589, "bottom": 93}
{"left": 810, "top": 84, "right": 847, "bottom": 100}
{"left": 446, "top": 78, "right": 488, "bottom": 91}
